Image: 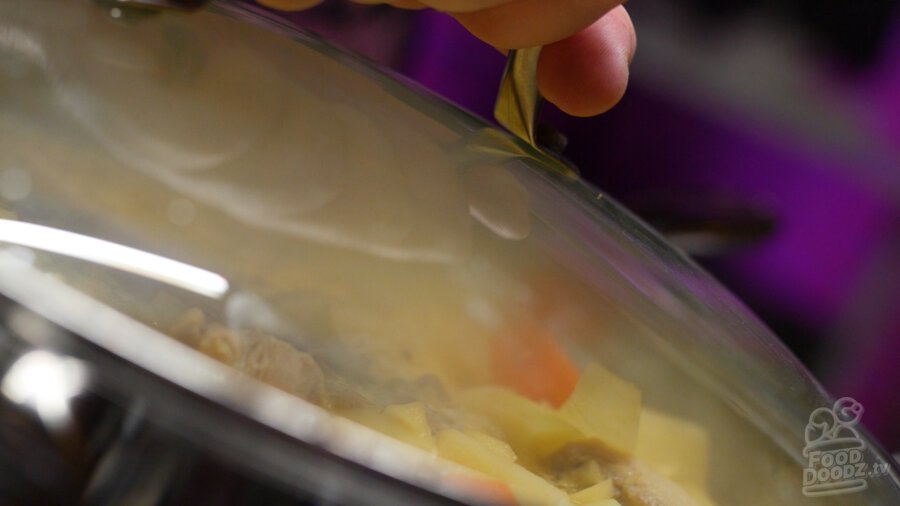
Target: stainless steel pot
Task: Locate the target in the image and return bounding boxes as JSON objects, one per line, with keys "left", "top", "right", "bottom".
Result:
{"left": 0, "top": 1, "right": 897, "bottom": 505}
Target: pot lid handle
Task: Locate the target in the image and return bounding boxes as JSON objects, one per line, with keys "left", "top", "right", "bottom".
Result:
{"left": 493, "top": 47, "right": 543, "bottom": 149}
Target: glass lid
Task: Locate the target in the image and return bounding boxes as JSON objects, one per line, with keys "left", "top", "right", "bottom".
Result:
{"left": 0, "top": 1, "right": 897, "bottom": 505}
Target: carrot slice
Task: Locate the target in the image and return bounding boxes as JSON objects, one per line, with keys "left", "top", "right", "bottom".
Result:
{"left": 447, "top": 472, "right": 518, "bottom": 506}
{"left": 490, "top": 326, "right": 579, "bottom": 408}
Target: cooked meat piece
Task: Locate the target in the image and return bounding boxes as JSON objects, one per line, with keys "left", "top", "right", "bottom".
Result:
{"left": 541, "top": 458, "right": 606, "bottom": 494}
{"left": 544, "top": 441, "right": 700, "bottom": 506}
{"left": 167, "top": 307, "right": 207, "bottom": 348}
{"left": 168, "top": 309, "right": 325, "bottom": 402}
{"left": 169, "top": 309, "right": 244, "bottom": 366}
{"left": 243, "top": 332, "right": 325, "bottom": 402}
{"left": 196, "top": 323, "right": 243, "bottom": 367}
{"left": 610, "top": 459, "right": 699, "bottom": 506}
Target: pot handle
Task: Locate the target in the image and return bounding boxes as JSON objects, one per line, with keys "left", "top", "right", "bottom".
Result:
{"left": 493, "top": 47, "right": 543, "bottom": 150}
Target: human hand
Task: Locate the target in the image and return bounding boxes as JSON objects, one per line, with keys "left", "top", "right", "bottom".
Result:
{"left": 258, "top": 0, "right": 636, "bottom": 117}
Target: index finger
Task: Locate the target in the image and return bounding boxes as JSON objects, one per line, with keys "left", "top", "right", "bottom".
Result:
{"left": 454, "top": 0, "right": 625, "bottom": 49}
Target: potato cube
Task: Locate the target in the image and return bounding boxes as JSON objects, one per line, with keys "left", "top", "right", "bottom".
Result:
{"left": 635, "top": 409, "right": 710, "bottom": 488}
{"left": 384, "top": 402, "right": 436, "bottom": 452}
{"left": 570, "top": 479, "right": 614, "bottom": 504}
{"left": 458, "top": 387, "right": 583, "bottom": 461}
{"left": 463, "top": 429, "right": 518, "bottom": 462}
{"left": 343, "top": 405, "right": 436, "bottom": 453}
{"left": 560, "top": 363, "right": 641, "bottom": 455}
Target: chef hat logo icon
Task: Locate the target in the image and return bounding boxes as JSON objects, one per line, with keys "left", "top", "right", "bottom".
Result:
{"left": 801, "top": 397, "right": 869, "bottom": 497}
{"left": 803, "top": 397, "right": 865, "bottom": 456}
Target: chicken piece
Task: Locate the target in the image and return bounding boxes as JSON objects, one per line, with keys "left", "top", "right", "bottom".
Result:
{"left": 169, "top": 309, "right": 243, "bottom": 366}
{"left": 610, "top": 459, "right": 701, "bottom": 506}
{"left": 243, "top": 332, "right": 325, "bottom": 401}
{"left": 543, "top": 459, "right": 607, "bottom": 495}
{"left": 169, "top": 309, "right": 325, "bottom": 402}
{"left": 544, "top": 441, "right": 701, "bottom": 506}
{"left": 167, "top": 307, "right": 207, "bottom": 348}
{"left": 196, "top": 323, "right": 244, "bottom": 367}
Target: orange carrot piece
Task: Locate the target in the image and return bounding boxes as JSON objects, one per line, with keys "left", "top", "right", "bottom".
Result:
{"left": 490, "top": 326, "right": 580, "bottom": 408}
{"left": 447, "top": 473, "right": 518, "bottom": 506}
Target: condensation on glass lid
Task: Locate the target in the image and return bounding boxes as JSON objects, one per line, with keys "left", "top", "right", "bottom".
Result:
{"left": 35, "top": 3, "right": 532, "bottom": 262}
